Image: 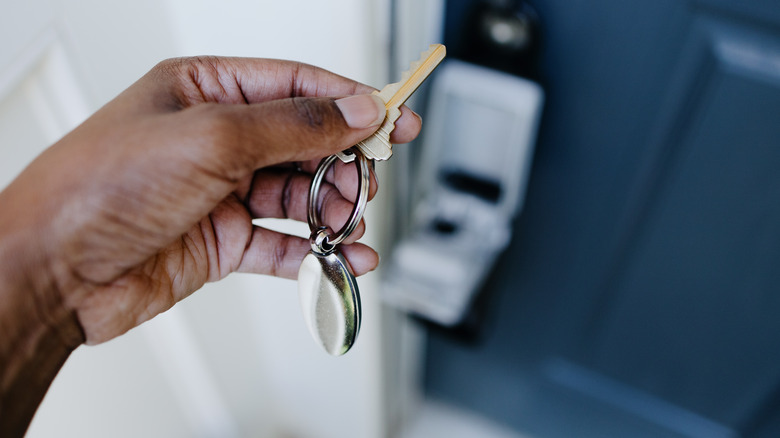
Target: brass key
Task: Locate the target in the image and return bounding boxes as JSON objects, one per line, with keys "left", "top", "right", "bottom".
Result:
{"left": 337, "top": 44, "right": 446, "bottom": 162}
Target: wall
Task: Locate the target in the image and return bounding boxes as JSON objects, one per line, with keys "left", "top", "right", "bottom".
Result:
{"left": 0, "top": 1, "right": 396, "bottom": 437}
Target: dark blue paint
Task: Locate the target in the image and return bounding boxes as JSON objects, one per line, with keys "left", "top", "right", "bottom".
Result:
{"left": 424, "top": 1, "right": 780, "bottom": 436}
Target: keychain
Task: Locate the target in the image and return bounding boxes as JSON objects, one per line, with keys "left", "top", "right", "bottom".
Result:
{"left": 297, "top": 44, "right": 446, "bottom": 355}
{"left": 297, "top": 152, "right": 369, "bottom": 356}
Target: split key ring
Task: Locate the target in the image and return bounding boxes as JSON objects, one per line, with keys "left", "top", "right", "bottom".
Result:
{"left": 307, "top": 148, "right": 370, "bottom": 254}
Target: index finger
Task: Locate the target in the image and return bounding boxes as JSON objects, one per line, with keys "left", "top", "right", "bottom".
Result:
{"left": 159, "top": 57, "right": 421, "bottom": 144}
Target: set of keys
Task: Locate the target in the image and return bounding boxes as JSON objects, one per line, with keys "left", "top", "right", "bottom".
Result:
{"left": 297, "top": 44, "right": 446, "bottom": 355}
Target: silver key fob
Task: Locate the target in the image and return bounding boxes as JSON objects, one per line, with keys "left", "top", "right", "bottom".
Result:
{"left": 298, "top": 249, "right": 361, "bottom": 356}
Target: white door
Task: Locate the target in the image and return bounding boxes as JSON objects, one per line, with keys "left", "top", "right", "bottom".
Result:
{"left": 0, "top": 1, "right": 412, "bottom": 437}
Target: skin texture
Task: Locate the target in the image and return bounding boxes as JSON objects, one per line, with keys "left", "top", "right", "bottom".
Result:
{"left": 0, "top": 56, "right": 421, "bottom": 436}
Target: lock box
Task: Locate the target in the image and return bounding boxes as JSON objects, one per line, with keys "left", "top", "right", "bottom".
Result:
{"left": 382, "top": 60, "right": 544, "bottom": 326}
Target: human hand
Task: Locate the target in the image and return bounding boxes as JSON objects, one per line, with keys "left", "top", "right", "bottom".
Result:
{"left": 0, "top": 56, "right": 421, "bottom": 346}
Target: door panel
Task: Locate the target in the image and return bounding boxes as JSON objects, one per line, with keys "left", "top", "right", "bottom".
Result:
{"left": 425, "top": 1, "right": 780, "bottom": 437}
{"left": 591, "top": 14, "right": 780, "bottom": 426}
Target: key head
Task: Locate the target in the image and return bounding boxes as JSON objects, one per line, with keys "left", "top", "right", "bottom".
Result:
{"left": 336, "top": 91, "right": 386, "bottom": 163}
{"left": 354, "top": 106, "right": 400, "bottom": 161}
{"left": 337, "top": 44, "right": 446, "bottom": 163}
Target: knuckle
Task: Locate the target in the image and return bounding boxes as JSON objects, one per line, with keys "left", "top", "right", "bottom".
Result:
{"left": 279, "top": 171, "right": 297, "bottom": 219}
{"left": 271, "top": 234, "right": 291, "bottom": 277}
{"left": 150, "top": 57, "right": 225, "bottom": 103}
{"left": 152, "top": 57, "right": 183, "bottom": 74}
{"left": 152, "top": 57, "right": 196, "bottom": 81}
{"left": 291, "top": 97, "right": 336, "bottom": 131}
{"left": 156, "top": 56, "right": 221, "bottom": 74}
{"left": 320, "top": 187, "right": 345, "bottom": 227}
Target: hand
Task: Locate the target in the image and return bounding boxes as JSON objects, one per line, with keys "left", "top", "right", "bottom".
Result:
{"left": 0, "top": 54, "right": 420, "bottom": 436}
{"left": 0, "top": 56, "right": 421, "bottom": 435}
{"left": 2, "top": 56, "right": 421, "bottom": 344}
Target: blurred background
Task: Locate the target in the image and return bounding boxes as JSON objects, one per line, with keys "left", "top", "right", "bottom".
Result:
{"left": 3, "top": 0, "right": 780, "bottom": 437}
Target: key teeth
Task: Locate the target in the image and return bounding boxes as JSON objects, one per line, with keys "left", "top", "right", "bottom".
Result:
{"left": 400, "top": 60, "right": 421, "bottom": 82}
{"left": 385, "top": 107, "right": 402, "bottom": 124}
{"left": 398, "top": 45, "right": 442, "bottom": 84}
{"left": 348, "top": 44, "right": 445, "bottom": 162}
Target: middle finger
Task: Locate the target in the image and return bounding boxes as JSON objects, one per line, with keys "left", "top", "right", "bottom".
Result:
{"left": 245, "top": 168, "right": 375, "bottom": 244}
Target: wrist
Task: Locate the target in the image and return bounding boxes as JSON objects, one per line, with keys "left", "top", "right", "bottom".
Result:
{"left": 0, "top": 185, "right": 84, "bottom": 436}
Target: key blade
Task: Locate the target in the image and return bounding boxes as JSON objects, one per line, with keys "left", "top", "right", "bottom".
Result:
{"left": 382, "top": 44, "right": 446, "bottom": 109}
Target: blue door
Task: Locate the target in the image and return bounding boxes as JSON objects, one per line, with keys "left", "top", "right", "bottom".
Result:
{"left": 425, "top": 1, "right": 780, "bottom": 436}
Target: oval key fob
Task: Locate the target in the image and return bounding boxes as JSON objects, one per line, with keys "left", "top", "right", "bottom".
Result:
{"left": 297, "top": 250, "right": 362, "bottom": 356}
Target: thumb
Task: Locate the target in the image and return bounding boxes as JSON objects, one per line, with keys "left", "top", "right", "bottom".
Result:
{"left": 193, "top": 94, "right": 386, "bottom": 178}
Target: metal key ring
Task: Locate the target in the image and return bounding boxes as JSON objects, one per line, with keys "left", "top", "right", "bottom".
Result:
{"left": 307, "top": 148, "right": 370, "bottom": 254}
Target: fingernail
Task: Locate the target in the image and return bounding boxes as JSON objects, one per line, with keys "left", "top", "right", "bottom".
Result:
{"left": 335, "top": 94, "right": 386, "bottom": 129}
{"left": 412, "top": 109, "right": 423, "bottom": 126}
